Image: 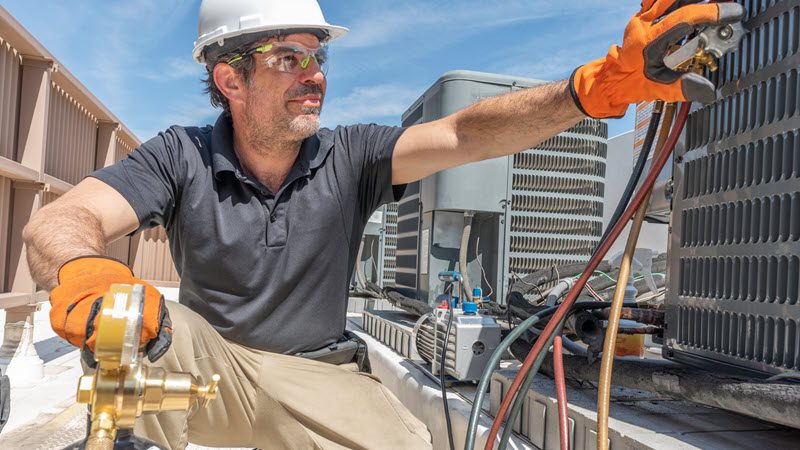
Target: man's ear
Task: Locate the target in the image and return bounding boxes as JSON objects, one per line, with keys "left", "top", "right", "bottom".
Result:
{"left": 213, "top": 64, "right": 247, "bottom": 108}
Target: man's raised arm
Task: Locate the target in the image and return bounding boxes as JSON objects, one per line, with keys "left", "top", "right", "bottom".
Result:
{"left": 391, "top": 0, "right": 744, "bottom": 185}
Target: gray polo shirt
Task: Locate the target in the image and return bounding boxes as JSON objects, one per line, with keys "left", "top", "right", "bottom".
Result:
{"left": 91, "top": 114, "right": 406, "bottom": 354}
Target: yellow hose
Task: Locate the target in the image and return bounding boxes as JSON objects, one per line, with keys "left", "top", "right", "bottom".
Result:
{"left": 596, "top": 101, "right": 675, "bottom": 449}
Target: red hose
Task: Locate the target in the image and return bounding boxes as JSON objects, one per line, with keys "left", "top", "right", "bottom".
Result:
{"left": 484, "top": 103, "right": 690, "bottom": 450}
{"left": 554, "top": 336, "right": 569, "bottom": 450}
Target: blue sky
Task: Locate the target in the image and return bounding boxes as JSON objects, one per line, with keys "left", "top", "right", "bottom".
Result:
{"left": 2, "top": 0, "right": 639, "bottom": 142}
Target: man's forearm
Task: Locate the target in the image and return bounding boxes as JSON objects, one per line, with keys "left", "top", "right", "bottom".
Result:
{"left": 449, "top": 79, "right": 586, "bottom": 161}
{"left": 23, "top": 204, "right": 106, "bottom": 291}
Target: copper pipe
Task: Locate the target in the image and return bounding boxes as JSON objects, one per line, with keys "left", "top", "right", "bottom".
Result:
{"left": 596, "top": 101, "right": 676, "bottom": 450}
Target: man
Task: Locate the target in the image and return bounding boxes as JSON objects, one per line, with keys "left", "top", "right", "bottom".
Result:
{"left": 23, "top": 0, "right": 743, "bottom": 448}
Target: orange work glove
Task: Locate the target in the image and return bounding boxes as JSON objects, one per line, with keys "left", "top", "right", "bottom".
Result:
{"left": 50, "top": 256, "right": 173, "bottom": 363}
{"left": 570, "top": 0, "right": 744, "bottom": 118}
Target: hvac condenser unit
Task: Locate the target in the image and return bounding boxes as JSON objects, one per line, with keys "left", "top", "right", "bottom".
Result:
{"left": 353, "top": 208, "right": 388, "bottom": 288}
{"left": 388, "top": 71, "right": 607, "bottom": 305}
{"left": 664, "top": 0, "right": 800, "bottom": 376}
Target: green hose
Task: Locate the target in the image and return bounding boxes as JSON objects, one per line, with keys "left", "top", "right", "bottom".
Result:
{"left": 498, "top": 318, "right": 567, "bottom": 449}
{"left": 463, "top": 306, "right": 558, "bottom": 450}
{"left": 464, "top": 301, "right": 639, "bottom": 449}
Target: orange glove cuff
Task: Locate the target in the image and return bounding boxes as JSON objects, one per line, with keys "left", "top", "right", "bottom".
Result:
{"left": 57, "top": 255, "right": 132, "bottom": 282}
{"left": 570, "top": 57, "right": 628, "bottom": 119}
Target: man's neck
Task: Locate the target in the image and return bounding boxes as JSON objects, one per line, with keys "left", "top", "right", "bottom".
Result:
{"left": 232, "top": 126, "right": 302, "bottom": 194}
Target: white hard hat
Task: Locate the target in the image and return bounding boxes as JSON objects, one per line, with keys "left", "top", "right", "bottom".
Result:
{"left": 193, "top": 0, "right": 349, "bottom": 65}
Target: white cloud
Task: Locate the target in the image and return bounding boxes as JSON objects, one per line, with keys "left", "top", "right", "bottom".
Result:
{"left": 321, "top": 84, "right": 424, "bottom": 127}
{"left": 333, "top": 0, "right": 626, "bottom": 50}
{"left": 141, "top": 57, "right": 204, "bottom": 82}
{"left": 485, "top": 7, "right": 631, "bottom": 81}
{"left": 158, "top": 95, "right": 219, "bottom": 129}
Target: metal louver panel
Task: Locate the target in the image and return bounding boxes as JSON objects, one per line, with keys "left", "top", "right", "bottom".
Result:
{"left": 382, "top": 202, "right": 398, "bottom": 286}
{"left": 665, "top": 0, "right": 800, "bottom": 376}
{"left": 507, "top": 119, "right": 606, "bottom": 275}
{"left": 393, "top": 181, "right": 420, "bottom": 290}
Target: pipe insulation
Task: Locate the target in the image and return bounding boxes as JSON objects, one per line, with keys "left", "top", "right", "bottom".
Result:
{"left": 539, "top": 354, "right": 800, "bottom": 430}
{"left": 460, "top": 211, "right": 474, "bottom": 301}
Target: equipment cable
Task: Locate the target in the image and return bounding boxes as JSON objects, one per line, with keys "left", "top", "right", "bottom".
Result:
{"left": 596, "top": 101, "right": 675, "bottom": 449}
{"left": 440, "top": 283, "right": 456, "bottom": 450}
{"left": 482, "top": 102, "right": 690, "bottom": 450}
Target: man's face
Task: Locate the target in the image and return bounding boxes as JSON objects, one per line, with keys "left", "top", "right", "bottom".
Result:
{"left": 241, "top": 33, "right": 327, "bottom": 146}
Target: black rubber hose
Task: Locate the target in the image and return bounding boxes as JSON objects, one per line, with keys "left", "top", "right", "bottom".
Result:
{"left": 383, "top": 289, "right": 433, "bottom": 316}
{"left": 440, "top": 298, "right": 456, "bottom": 450}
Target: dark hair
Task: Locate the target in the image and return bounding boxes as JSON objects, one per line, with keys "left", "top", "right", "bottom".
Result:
{"left": 201, "top": 43, "right": 258, "bottom": 116}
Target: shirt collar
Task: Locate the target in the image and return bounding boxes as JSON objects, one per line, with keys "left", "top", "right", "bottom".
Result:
{"left": 210, "top": 113, "right": 335, "bottom": 181}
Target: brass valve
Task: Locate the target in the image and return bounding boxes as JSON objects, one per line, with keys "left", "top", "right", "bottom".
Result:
{"left": 664, "top": 23, "right": 745, "bottom": 75}
{"left": 674, "top": 46, "right": 719, "bottom": 74}
{"left": 75, "top": 284, "right": 220, "bottom": 450}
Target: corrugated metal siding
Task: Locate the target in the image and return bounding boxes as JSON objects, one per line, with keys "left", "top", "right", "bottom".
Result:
{"left": 115, "top": 133, "right": 133, "bottom": 159}
{"left": 0, "top": 38, "right": 20, "bottom": 160}
{"left": 0, "top": 177, "right": 10, "bottom": 292}
{"left": 45, "top": 84, "right": 97, "bottom": 185}
{"left": 41, "top": 191, "right": 59, "bottom": 207}
{"left": 106, "top": 238, "right": 130, "bottom": 263}
{"left": 108, "top": 132, "right": 134, "bottom": 269}
{"left": 130, "top": 226, "right": 179, "bottom": 283}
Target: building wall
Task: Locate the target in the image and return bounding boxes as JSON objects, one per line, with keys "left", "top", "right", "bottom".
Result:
{"left": 0, "top": 6, "right": 179, "bottom": 309}
{"left": 604, "top": 130, "right": 669, "bottom": 258}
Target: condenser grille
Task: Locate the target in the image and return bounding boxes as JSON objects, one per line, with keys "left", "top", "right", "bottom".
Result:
{"left": 665, "top": 0, "right": 800, "bottom": 376}
{"left": 676, "top": 307, "right": 799, "bottom": 370}
{"left": 511, "top": 173, "right": 604, "bottom": 196}
{"left": 511, "top": 194, "right": 603, "bottom": 216}
{"left": 510, "top": 215, "right": 602, "bottom": 236}
{"left": 678, "top": 256, "right": 799, "bottom": 304}
{"left": 679, "top": 193, "right": 800, "bottom": 246}
{"left": 686, "top": 68, "right": 798, "bottom": 150}
{"left": 564, "top": 118, "right": 608, "bottom": 138}
{"left": 507, "top": 119, "right": 606, "bottom": 275}
{"left": 534, "top": 135, "right": 607, "bottom": 157}
{"left": 393, "top": 182, "right": 420, "bottom": 290}
{"left": 382, "top": 203, "right": 398, "bottom": 286}
{"left": 513, "top": 151, "right": 606, "bottom": 177}
{"left": 683, "top": 130, "right": 799, "bottom": 199}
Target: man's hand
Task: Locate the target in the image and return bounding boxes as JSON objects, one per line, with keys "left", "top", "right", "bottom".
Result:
{"left": 570, "top": 0, "right": 745, "bottom": 118}
{"left": 50, "top": 256, "right": 172, "bottom": 363}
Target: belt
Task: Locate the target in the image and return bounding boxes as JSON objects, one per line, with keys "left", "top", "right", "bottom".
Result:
{"left": 294, "top": 331, "right": 371, "bottom": 373}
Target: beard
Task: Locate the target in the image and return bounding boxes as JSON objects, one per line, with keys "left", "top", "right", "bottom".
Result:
{"left": 243, "top": 83, "right": 323, "bottom": 155}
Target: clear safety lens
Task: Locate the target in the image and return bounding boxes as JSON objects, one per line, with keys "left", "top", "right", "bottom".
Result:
{"left": 229, "top": 42, "right": 328, "bottom": 75}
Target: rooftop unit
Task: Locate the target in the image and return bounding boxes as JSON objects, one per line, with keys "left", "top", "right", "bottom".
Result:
{"left": 388, "top": 70, "right": 607, "bottom": 305}
{"left": 664, "top": 0, "right": 800, "bottom": 376}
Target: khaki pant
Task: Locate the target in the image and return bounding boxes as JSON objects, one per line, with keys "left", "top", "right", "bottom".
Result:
{"left": 135, "top": 302, "right": 432, "bottom": 449}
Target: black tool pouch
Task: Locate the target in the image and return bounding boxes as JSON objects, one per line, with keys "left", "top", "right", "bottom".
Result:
{"left": 295, "top": 331, "right": 371, "bottom": 373}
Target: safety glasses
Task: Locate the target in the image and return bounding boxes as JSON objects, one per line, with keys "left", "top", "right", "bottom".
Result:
{"left": 227, "top": 42, "right": 329, "bottom": 75}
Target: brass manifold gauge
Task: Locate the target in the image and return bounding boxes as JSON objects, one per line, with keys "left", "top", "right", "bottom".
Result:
{"left": 74, "top": 284, "right": 219, "bottom": 450}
